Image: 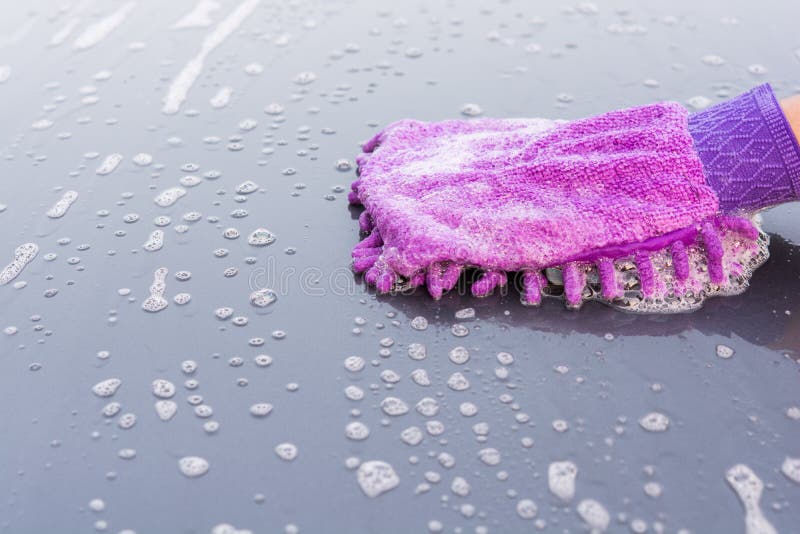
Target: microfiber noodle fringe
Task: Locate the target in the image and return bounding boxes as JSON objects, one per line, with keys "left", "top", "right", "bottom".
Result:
{"left": 349, "top": 174, "right": 760, "bottom": 309}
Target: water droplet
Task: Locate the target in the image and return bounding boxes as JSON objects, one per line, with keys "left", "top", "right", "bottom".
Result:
{"left": 274, "top": 442, "right": 298, "bottom": 461}
{"left": 410, "top": 316, "right": 428, "bottom": 330}
{"left": 460, "top": 103, "right": 482, "bottom": 117}
{"left": 716, "top": 344, "right": 735, "bottom": 359}
{"left": 250, "top": 288, "right": 277, "bottom": 308}
{"left": 92, "top": 378, "right": 121, "bottom": 398}
{"left": 345, "top": 421, "right": 370, "bottom": 441}
{"left": 249, "top": 403, "right": 273, "bottom": 417}
{"left": 293, "top": 71, "right": 317, "bottom": 85}
{"left": 152, "top": 379, "right": 176, "bottom": 398}
{"left": 178, "top": 456, "right": 209, "bottom": 478}
{"left": 381, "top": 396, "right": 409, "bottom": 416}
{"left": 576, "top": 499, "right": 610, "bottom": 532}
{"left": 639, "top": 412, "right": 669, "bottom": 432}
{"left": 516, "top": 499, "right": 538, "bottom": 519}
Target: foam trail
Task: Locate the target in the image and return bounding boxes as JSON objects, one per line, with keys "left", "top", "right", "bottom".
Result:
{"left": 142, "top": 267, "right": 169, "bottom": 312}
{"left": 47, "top": 191, "right": 78, "bottom": 218}
{"left": 0, "top": 16, "right": 36, "bottom": 47}
{"left": 725, "top": 464, "right": 777, "bottom": 534}
{"left": 49, "top": 18, "right": 80, "bottom": 47}
{"left": 143, "top": 230, "right": 165, "bottom": 252}
{"left": 96, "top": 153, "right": 123, "bottom": 175}
{"left": 0, "top": 243, "right": 38, "bottom": 285}
{"left": 0, "top": 65, "right": 10, "bottom": 83}
{"left": 210, "top": 86, "right": 233, "bottom": 108}
{"left": 154, "top": 187, "right": 186, "bottom": 207}
{"left": 162, "top": 0, "right": 260, "bottom": 114}
{"left": 73, "top": 2, "right": 137, "bottom": 51}
{"left": 51, "top": 0, "right": 92, "bottom": 47}
{"left": 172, "top": 0, "right": 221, "bottom": 29}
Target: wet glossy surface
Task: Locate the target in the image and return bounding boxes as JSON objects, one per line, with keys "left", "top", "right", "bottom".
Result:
{"left": 0, "top": 1, "right": 798, "bottom": 533}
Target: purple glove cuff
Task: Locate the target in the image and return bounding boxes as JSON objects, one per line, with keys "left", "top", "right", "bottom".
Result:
{"left": 688, "top": 83, "right": 800, "bottom": 212}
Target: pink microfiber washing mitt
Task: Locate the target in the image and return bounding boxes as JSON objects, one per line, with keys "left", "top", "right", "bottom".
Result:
{"left": 349, "top": 84, "right": 800, "bottom": 312}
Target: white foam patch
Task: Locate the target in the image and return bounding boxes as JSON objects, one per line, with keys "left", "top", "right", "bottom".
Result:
{"left": 47, "top": 191, "right": 78, "bottom": 218}
{"left": 357, "top": 461, "right": 399, "bottom": 497}
{"left": 73, "top": 2, "right": 137, "bottom": 51}
{"left": 162, "top": 0, "right": 260, "bottom": 114}
{"left": 396, "top": 119, "right": 556, "bottom": 178}
{"left": 725, "top": 464, "right": 777, "bottom": 534}
{"left": 0, "top": 243, "right": 38, "bottom": 285}
{"left": 172, "top": 0, "right": 221, "bottom": 29}
{"left": 600, "top": 219, "right": 769, "bottom": 313}
{"left": 548, "top": 461, "right": 578, "bottom": 502}
{"left": 0, "top": 65, "right": 10, "bottom": 84}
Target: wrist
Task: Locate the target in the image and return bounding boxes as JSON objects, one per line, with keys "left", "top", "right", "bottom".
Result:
{"left": 780, "top": 94, "right": 800, "bottom": 145}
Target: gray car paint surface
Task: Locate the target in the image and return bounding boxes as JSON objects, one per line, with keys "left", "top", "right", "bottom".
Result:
{"left": 0, "top": 1, "right": 798, "bottom": 533}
